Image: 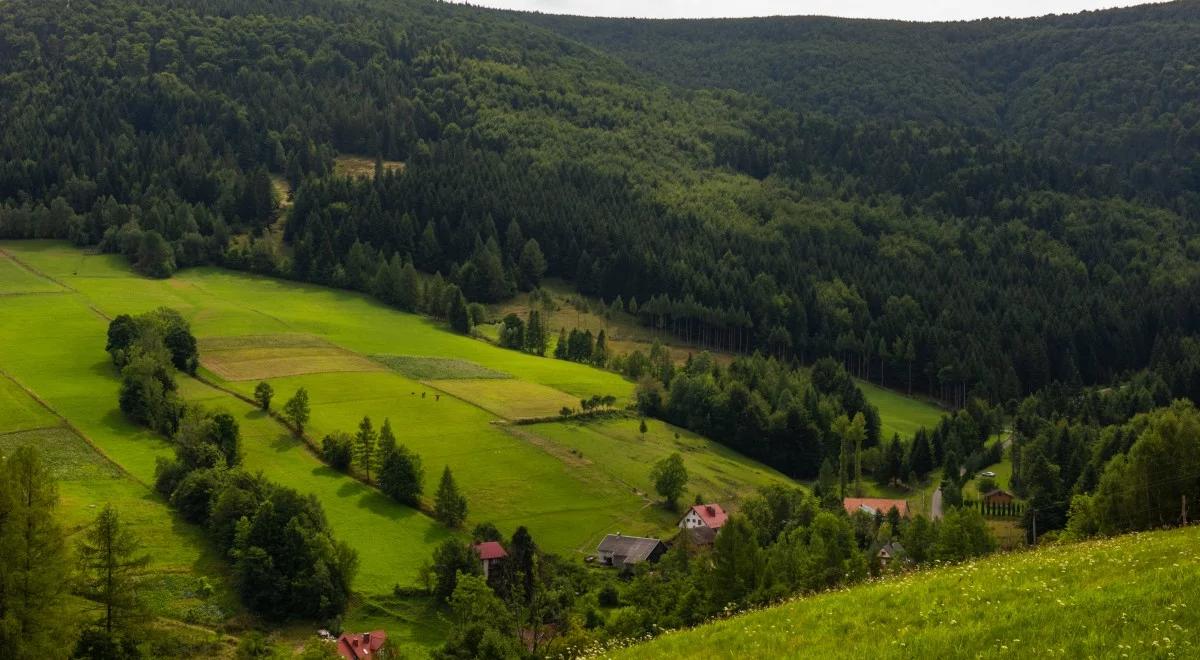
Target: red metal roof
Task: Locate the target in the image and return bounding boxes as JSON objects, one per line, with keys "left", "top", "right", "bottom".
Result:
{"left": 473, "top": 541, "right": 508, "bottom": 561}
{"left": 843, "top": 498, "right": 909, "bottom": 517}
{"left": 336, "top": 631, "right": 387, "bottom": 660}
{"left": 689, "top": 503, "right": 728, "bottom": 529}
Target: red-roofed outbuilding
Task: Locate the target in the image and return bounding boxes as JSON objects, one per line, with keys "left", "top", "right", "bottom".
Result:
{"left": 843, "top": 497, "right": 909, "bottom": 518}
{"left": 678, "top": 503, "right": 728, "bottom": 532}
{"left": 336, "top": 631, "right": 386, "bottom": 660}
{"left": 473, "top": 541, "right": 508, "bottom": 578}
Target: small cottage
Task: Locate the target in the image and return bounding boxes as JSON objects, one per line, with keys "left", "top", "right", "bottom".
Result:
{"left": 877, "top": 541, "right": 905, "bottom": 568}
{"left": 473, "top": 541, "right": 508, "bottom": 579}
{"left": 982, "top": 489, "right": 1014, "bottom": 506}
{"left": 336, "top": 631, "right": 387, "bottom": 660}
{"left": 679, "top": 503, "right": 728, "bottom": 531}
{"left": 596, "top": 534, "right": 667, "bottom": 568}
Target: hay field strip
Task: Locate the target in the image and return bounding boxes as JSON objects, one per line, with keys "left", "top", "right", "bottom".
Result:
{"left": 199, "top": 333, "right": 386, "bottom": 381}
{"left": 424, "top": 377, "right": 583, "bottom": 420}
{"left": 371, "top": 354, "right": 512, "bottom": 380}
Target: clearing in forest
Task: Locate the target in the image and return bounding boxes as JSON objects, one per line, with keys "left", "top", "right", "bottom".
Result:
{"left": 198, "top": 334, "right": 385, "bottom": 381}
{"left": 334, "top": 154, "right": 406, "bottom": 178}
{"left": 426, "top": 378, "right": 584, "bottom": 420}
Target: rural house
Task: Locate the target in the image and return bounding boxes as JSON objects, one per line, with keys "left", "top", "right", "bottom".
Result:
{"left": 596, "top": 534, "right": 667, "bottom": 568}
{"left": 983, "top": 489, "right": 1014, "bottom": 506}
{"left": 336, "top": 631, "right": 387, "bottom": 660}
{"left": 843, "top": 497, "right": 909, "bottom": 518}
{"left": 679, "top": 503, "right": 728, "bottom": 531}
{"left": 877, "top": 541, "right": 905, "bottom": 568}
{"left": 473, "top": 541, "right": 508, "bottom": 579}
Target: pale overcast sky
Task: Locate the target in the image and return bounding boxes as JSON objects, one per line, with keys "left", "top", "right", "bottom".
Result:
{"left": 446, "top": 0, "right": 1159, "bottom": 21}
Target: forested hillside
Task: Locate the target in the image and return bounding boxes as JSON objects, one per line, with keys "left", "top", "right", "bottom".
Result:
{"left": 3, "top": 0, "right": 1200, "bottom": 412}
{"left": 523, "top": 2, "right": 1200, "bottom": 212}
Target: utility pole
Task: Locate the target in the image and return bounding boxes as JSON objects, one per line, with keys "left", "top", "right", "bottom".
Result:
{"left": 1030, "top": 508, "right": 1037, "bottom": 547}
{"left": 1183, "top": 495, "right": 1189, "bottom": 526}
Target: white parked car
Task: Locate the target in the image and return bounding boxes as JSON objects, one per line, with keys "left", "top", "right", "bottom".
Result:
{"left": 980, "top": 471, "right": 996, "bottom": 478}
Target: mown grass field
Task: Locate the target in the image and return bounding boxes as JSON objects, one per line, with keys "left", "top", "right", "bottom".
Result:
{"left": 855, "top": 378, "right": 945, "bottom": 440}
{"left": 199, "top": 333, "right": 384, "bottom": 381}
{"left": 522, "top": 417, "right": 793, "bottom": 527}
{"left": 0, "top": 248, "right": 67, "bottom": 294}
{"left": 0, "top": 242, "right": 803, "bottom": 625}
{"left": 0, "top": 240, "right": 958, "bottom": 649}
{"left": 610, "top": 526, "right": 1200, "bottom": 659}
{"left": 427, "top": 377, "right": 583, "bottom": 419}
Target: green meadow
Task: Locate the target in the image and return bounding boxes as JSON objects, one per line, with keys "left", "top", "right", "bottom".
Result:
{"left": 614, "top": 525, "right": 1200, "bottom": 659}
{"left": 0, "top": 243, "right": 791, "bottom": 584}
{"left": 855, "top": 378, "right": 945, "bottom": 440}
{"left": 0, "top": 240, "right": 957, "bottom": 647}
{"left": 0, "top": 374, "right": 239, "bottom": 628}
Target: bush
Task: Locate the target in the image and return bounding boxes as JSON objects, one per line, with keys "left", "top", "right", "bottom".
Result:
{"left": 322, "top": 432, "right": 354, "bottom": 471}
{"left": 597, "top": 584, "right": 621, "bottom": 608}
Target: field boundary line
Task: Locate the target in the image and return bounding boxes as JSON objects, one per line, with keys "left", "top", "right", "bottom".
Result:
{"left": 0, "top": 245, "right": 77, "bottom": 292}
{"left": 0, "top": 367, "right": 149, "bottom": 488}
{"left": 189, "top": 371, "right": 441, "bottom": 519}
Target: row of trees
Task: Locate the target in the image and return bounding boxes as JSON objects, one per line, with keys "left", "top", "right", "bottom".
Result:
{"left": 108, "top": 312, "right": 357, "bottom": 621}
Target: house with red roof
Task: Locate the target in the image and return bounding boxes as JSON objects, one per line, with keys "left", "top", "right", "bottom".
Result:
{"left": 473, "top": 541, "right": 508, "bottom": 579}
{"left": 678, "top": 503, "right": 727, "bottom": 533}
{"left": 843, "top": 497, "right": 909, "bottom": 518}
{"left": 336, "top": 631, "right": 386, "bottom": 660}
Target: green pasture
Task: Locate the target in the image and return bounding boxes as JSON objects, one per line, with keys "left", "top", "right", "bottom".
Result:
{"left": 0, "top": 249, "right": 66, "bottom": 294}
{"left": 0, "top": 375, "right": 58, "bottom": 433}
{"left": 856, "top": 378, "right": 945, "bottom": 440}
{"left": 223, "top": 370, "right": 643, "bottom": 555}
{"left": 177, "top": 377, "right": 452, "bottom": 589}
{"left": 0, "top": 384, "right": 239, "bottom": 626}
{"left": 524, "top": 417, "right": 793, "bottom": 514}
{"left": 426, "top": 377, "right": 583, "bottom": 419}
{"left": 618, "top": 525, "right": 1200, "bottom": 658}
{"left": 372, "top": 354, "right": 511, "bottom": 380}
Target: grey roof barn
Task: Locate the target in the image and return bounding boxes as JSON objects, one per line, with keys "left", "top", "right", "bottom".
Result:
{"left": 596, "top": 534, "right": 667, "bottom": 568}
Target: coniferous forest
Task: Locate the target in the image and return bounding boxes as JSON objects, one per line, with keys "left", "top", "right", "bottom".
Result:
{"left": 4, "top": 0, "right": 1200, "bottom": 408}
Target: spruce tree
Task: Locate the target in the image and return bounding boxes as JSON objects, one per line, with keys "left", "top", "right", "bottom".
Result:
{"left": 0, "top": 447, "right": 70, "bottom": 656}
{"left": 434, "top": 466, "right": 468, "bottom": 528}
{"left": 77, "top": 504, "right": 150, "bottom": 635}
{"left": 448, "top": 286, "right": 472, "bottom": 334}
{"left": 355, "top": 415, "right": 377, "bottom": 482}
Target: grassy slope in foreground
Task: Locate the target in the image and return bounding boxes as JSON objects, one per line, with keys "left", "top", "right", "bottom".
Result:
{"left": 613, "top": 526, "right": 1200, "bottom": 659}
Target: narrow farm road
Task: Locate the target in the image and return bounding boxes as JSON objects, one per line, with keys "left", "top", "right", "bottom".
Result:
{"left": 931, "top": 487, "right": 944, "bottom": 520}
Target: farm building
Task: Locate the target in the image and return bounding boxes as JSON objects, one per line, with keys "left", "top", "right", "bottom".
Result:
{"left": 336, "top": 630, "right": 387, "bottom": 659}
{"left": 679, "top": 503, "right": 728, "bottom": 531}
{"left": 843, "top": 497, "right": 910, "bottom": 518}
{"left": 473, "top": 541, "right": 508, "bottom": 579}
{"left": 682, "top": 525, "right": 718, "bottom": 547}
{"left": 983, "top": 489, "right": 1015, "bottom": 506}
{"left": 877, "top": 541, "right": 905, "bottom": 568}
{"left": 596, "top": 534, "right": 667, "bottom": 568}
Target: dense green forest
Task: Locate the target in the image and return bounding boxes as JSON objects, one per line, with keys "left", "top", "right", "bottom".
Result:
{"left": 4, "top": 0, "right": 1200, "bottom": 412}
{"left": 522, "top": 2, "right": 1200, "bottom": 215}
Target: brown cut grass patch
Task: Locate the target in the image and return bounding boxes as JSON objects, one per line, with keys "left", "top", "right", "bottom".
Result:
{"left": 199, "top": 334, "right": 385, "bottom": 381}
